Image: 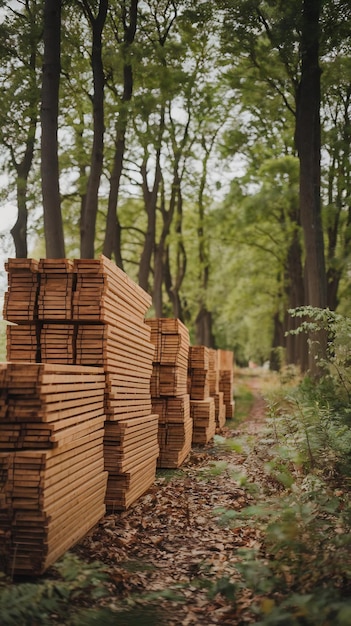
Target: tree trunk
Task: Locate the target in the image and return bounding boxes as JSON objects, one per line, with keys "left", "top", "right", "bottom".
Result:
{"left": 295, "top": 0, "right": 327, "bottom": 373}
{"left": 285, "top": 227, "right": 308, "bottom": 370}
{"left": 40, "top": 0, "right": 65, "bottom": 258}
{"left": 11, "top": 161, "right": 31, "bottom": 258}
{"left": 138, "top": 108, "right": 165, "bottom": 293}
{"left": 103, "top": 134, "right": 125, "bottom": 268}
{"left": 103, "top": 0, "right": 138, "bottom": 265}
{"left": 195, "top": 136, "right": 215, "bottom": 347}
{"left": 80, "top": 0, "right": 108, "bottom": 259}
{"left": 270, "top": 311, "right": 285, "bottom": 371}
{"left": 164, "top": 189, "right": 187, "bottom": 321}
{"left": 195, "top": 306, "right": 215, "bottom": 347}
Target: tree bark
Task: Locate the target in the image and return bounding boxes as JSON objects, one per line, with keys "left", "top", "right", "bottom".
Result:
{"left": 103, "top": 0, "right": 138, "bottom": 266}
{"left": 295, "top": 0, "right": 327, "bottom": 373}
{"left": 137, "top": 105, "right": 164, "bottom": 292}
{"left": 80, "top": 0, "right": 108, "bottom": 259}
{"left": 285, "top": 227, "right": 308, "bottom": 370}
{"left": 41, "top": 0, "right": 65, "bottom": 258}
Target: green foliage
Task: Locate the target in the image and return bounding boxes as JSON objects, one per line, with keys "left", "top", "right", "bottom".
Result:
{"left": 213, "top": 311, "right": 351, "bottom": 622}
{"left": 0, "top": 551, "right": 170, "bottom": 626}
{"left": 0, "top": 554, "right": 110, "bottom": 626}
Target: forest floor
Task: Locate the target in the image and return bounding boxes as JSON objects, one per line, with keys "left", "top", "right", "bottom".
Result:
{"left": 71, "top": 369, "right": 276, "bottom": 625}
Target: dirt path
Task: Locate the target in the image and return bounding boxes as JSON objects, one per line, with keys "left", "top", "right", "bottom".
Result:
{"left": 72, "top": 373, "right": 269, "bottom": 625}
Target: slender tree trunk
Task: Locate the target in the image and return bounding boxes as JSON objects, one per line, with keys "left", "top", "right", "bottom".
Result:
{"left": 270, "top": 311, "right": 285, "bottom": 371}
{"left": 11, "top": 118, "right": 37, "bottom": 259}
{"left": 326, "top": 92, "right": 351, "bottom": 310}
{"left": 103, "top": 134, "right": 125, "bottom": 268}
{"left": 103, "top": 0, "right": 138, "bottom": 266}
{"left": 285, "top": 227, "right": 308, "bottom": 370}
{"left": 138, "top": 159, "right": 160, "bottom": 291}
{"left": 138, "top": 108, "right": 165, "bottom": 292}
{"left": 41, "top": 0, "right": 65, "bottom": 258}
{"left": 295, "top": 0, "right": 327, "bottom": 373}
{"left": 195, "top": 136, "right": 215, "bottom": 346}
{"left": 11, "top": 160, "right": 32, "bottom": 258}
{"left": 164, "top": 184, "right": 187, "bottom": 320}
{"left": 10, "top": 18, "right": 39, "bottom": 259}
{"left": 80, "top": 0, "right": 108, "bottom": 259}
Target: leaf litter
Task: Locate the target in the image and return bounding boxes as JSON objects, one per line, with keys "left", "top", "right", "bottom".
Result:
{"left": 70, "top": 375, "right": 270, "bottom": 625}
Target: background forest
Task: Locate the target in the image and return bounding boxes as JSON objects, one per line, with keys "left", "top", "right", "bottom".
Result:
{"left": 0, "top": 0, "right": 351, "bottom": 370}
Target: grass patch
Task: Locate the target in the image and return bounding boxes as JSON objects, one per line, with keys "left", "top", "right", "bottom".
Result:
{"left": 229, "top": 384, "right": 255, "bottom": 427}
{"left": 156, "top": 468, "right": 186, "bottom": 483}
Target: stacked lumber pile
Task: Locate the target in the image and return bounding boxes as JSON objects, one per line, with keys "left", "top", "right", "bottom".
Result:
{"left": 38, "top": 259, "right": 75, "bottom": 320}
{"left": 72, "top": 257, "right": 159, "bottom": 511}
{"left": 3, "top": 255, "right": 159, "bottom": 514}
{"left": 218, "top": 349, "right": 235, "bottom": 419}
{"left": 146, "top": 318, "right": 192, "bottom": 468}
{"left": 3, "top": 258, "right": 39, "bottom": 322}
{"left": 208, "top": 349, "right": 226, "bottom": 429}
{"left": 0, "top": 363, "right": 107, "bottom": 576}
{"left": 188, "top": 346, "right": 216, "bottom": 445}
{"left": 6, "top": 323, "right": 38, "bottom": 362}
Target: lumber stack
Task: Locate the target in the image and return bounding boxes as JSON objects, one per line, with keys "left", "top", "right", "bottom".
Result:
{"left": 208, "top": 349, "right": 226, "bottom": 429}
{"left": 218, "top": 349, "right": 235, "bottom": 419}
{"left": 40, "top": 324, "right": 75, "bottom": 364}
{"left": 38, "top": 259, "right": 75, "bottom": 320}
{"left": 0, "top": 363, "right": 107, "bottom": 576}
{"left": 188, "top": 346, "right": 216, "bottom": 444}
{"left": 3, "top": 258, "right": 39, "bottom": 322}
{"left": 72, "top": 257, "right": 158, "bottom": 511}
{"left": 104, "top": 414, "right": 159, "bottom": 509}
{"left": 6, "top": 323, "right": 38, "bottom": 362}
{"left": 3, "top": 255, "right": 159, "bottom": 513}
{"left": 146, "top": 318, "right": 192, "bottom": 468}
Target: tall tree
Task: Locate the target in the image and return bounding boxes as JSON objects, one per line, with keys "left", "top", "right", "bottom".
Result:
{"left": 103, "top": 0, "right": 138, "bottom": 266}
{"left": 0, "top": 1, "right": 41, "bottom": 258}
{"left": 295, "top": 0, "right": 327, "bottom": 371}
{"left": 41, "top": 0, "right": 65, "bottom": 258}
{"left": 79, "top": 0, "right": 108, "bottom": 258}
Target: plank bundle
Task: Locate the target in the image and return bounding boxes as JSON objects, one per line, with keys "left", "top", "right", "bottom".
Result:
{"left": 152, "top": 395, "right": 192, "bottom": 468}
{"left": 188, "top": 346, "right": 210, "bottom": 401}
{"left": 190, "top": 397, "right": 216, "bottom": 445}
{"left": 146, "top": 318, "right": 189, "bottom": 397}
{"left": 41, "top": 324, "right": 75, "bottom": 364}
{"left": 6, "top": 323, "right": 39, "bottom": 362}
{"left": 38, "top": 259, "right": 75, "bottom": 320}
{"left": 146, "top": 318, "right": 192, "bottom": 468}
{"left": 72, "top": 257, "right": 158, "bottom": 511}
{"left": 3, "top": 255, "right": 159, "bottom": 515}
{"left": 3, "top": 258, "right": 39, "bottom": 322}
{"left": 188, "top": 346, "right": 216, "bottom": 444}
{"left": 76, "top": 323, "right": 153, "bottom": 420}
{"left": 208, "top": 349, "right": 226, "bottom": 429}
{"left": 0, "top": 363, "right": 107, "bottom": 576}
{"left": 104, "top": 414, "right": 159, "bottom": 509}
{"left": 218, "top": 349, "right": 235, "bottom": 419}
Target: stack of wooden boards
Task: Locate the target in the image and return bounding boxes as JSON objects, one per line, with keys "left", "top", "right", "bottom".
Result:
{"left": 146, "top": 319, "right": 192, "bottom": 468}
{"left": 218, "top": 349, "right": 235, "bottom": 419}
{"left": 188, "top": 346, "right": 216, "bottom": 444}
{"left": 0, "top": 362, "right": 107, "bottom": 576}
{"left": 208, "top": 348, "right": 226, "bottom": 429}
{"left": 71, "top": 258, "right": 159, "bottom": 512}
{"left": 1, "top": 256, "right": 236, "bottom": 575}
{"left": 3, "top": 256, "right": 159, "bottom": 515}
